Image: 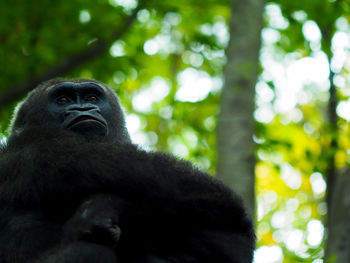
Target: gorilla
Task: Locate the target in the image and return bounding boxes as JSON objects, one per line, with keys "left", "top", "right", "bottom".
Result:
{"left": 0, "top": 79, "right": 254, "bottom": 263}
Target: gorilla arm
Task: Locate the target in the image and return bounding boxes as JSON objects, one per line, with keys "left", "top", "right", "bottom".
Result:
{"left": 64, "top": 146, "right": 255, "bottom": 263}
{"left": 0, "top": 206, "right": 58, "bottom": 262}
{"left": 116, "top": 149, "right": 255, "bottom": 263}
{"left": 59, "top": 182, "right": 253, "bottom": 263}
{"left": 0, "top": 141, "right": 119, "bottom": 263}
{"left": 0, "top": 206, "right": 118, "bottom": 263}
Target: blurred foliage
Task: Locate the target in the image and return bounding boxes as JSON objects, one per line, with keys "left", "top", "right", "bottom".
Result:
{"left": 255, "top": 0, "right": 350, "bottom": 262}
{"left": 1, "top": 0, "right": 350, "bottom": 262}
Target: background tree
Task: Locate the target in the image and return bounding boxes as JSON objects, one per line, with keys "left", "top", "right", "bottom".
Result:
{"left": 218, "top": 0, "right": 265, "bottom": 217}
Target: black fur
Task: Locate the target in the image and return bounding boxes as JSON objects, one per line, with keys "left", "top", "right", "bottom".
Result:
{"left": 0, "top": 79, "right": 254, "bottom": 263}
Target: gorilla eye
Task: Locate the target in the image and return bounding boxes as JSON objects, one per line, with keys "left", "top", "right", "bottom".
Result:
{"left": 57, "top": 96, "right": 70, "bottom": 104}
{"left": 86, "top": 95, "right": 98, "bottom": 102}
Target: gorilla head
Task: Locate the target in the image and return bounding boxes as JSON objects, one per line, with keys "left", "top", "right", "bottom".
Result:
{"left": 10, "top": 78, "right": 131, "bottom": 143}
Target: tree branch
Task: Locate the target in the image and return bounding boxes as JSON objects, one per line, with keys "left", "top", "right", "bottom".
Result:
{"left": 0, "top": 4, "right": 142, "bottom": 109}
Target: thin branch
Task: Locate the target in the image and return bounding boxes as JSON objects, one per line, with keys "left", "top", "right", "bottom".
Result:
{"left": 0, "top": 4, "right": 142, "bottom": 109}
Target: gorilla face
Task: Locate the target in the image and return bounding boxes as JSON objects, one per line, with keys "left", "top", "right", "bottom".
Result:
{"left": 9, "top": 78, "right": 131, "bottom": 145}
{"left": 47, "top": 81, "right": 112, "bottom": 138}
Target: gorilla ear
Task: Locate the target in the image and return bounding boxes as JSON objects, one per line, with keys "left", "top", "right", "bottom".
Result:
{"left": 9, "top": 93, "right": 45, "bottom": 135}
{"left": 9, "top": 99, "right": 26, "bottom": 135}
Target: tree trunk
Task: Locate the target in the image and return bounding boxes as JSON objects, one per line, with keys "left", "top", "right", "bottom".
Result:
{"left": 325, "top": 168, "right": 350, "bottom": 262}
{"left": 321, "top": 27, "right": 346, "bottom": 263}
{"left": 216, "top": 0, "right": 265, "bottom": 218}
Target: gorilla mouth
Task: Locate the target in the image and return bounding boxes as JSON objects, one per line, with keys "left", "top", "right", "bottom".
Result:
{"left": 67, "top": 115, "right": 105, "bottom": 129}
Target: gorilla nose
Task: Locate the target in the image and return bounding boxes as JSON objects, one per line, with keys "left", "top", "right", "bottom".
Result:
{"left": 66, "top": 105, "right": 99, "bottom": 112}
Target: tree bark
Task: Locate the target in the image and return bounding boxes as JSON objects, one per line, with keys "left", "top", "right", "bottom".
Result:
{"left": 217, "top": 0, "right": 265, "bottom": 218}
{"left": 321, "top": 26, "right": 345, "bottom": 263}
{"left": 325, "top": 168, "right": 350, "bottom": 262}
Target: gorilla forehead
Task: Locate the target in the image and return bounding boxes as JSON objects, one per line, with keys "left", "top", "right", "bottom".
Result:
{"left": 18, "top": 78, "right": 117, "bottom": 109}
{"left": 42, "top": 78, "right": 113, "bottom": 98}
{"left": 46, "top": 80, "right": 109, "bottom": 94}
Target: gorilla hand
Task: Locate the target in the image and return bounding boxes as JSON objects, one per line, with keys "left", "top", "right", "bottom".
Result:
{"left": 63, "top": 195, "right": 124, "bottom": 248}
